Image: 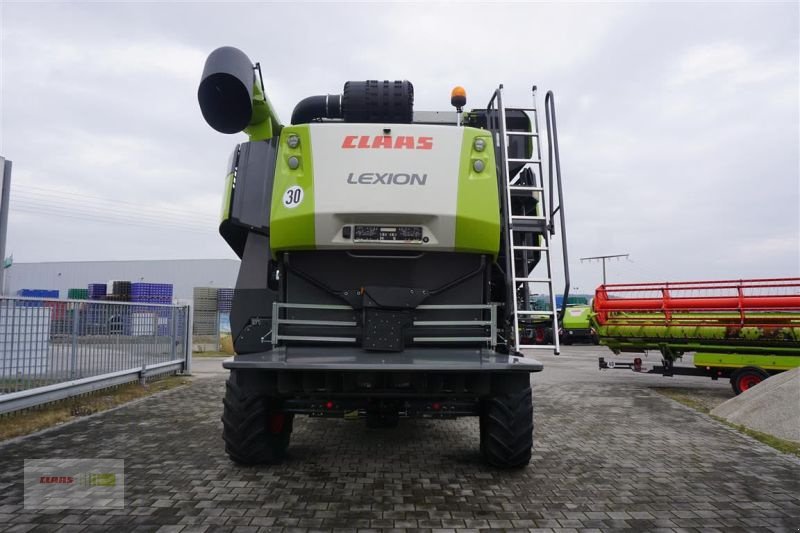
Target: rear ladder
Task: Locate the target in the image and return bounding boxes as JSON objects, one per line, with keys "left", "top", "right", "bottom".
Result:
{"left": 487, "top": 85, "right": 570, "bottom": 354}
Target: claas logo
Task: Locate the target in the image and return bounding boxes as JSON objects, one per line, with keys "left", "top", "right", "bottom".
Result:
{"left": 342, "top": 135, "right": 433, "bottom": 150}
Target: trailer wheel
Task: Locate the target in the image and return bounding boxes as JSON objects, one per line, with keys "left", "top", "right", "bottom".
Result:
{"left": 730, "top": 367, "right": 770, "bottom": 395}
{"left": 222, "top": 373, "right": 293, "bottom": 465}
{"left": 480, "top": 386, "right": 533, "bottom": 468}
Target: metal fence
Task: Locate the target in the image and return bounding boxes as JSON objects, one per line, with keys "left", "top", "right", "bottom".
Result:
{"left": 0, "top": 296, "right": 191, "bottom": 414}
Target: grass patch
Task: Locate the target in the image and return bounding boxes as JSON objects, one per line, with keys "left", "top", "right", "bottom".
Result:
{"left": 710, "top": 415, "right": 800, "bottom": 458}
{"left": 192, "top": 351, "right": 229, "bottom": 357}
{"left": 0, "top": 376, "right": 189, "bottom": 441}
{"left": 656, "top": 388, "right": 800, "bottom": 458}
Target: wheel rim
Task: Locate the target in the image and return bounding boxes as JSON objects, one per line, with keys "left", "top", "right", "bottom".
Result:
{"left": 738, "top": 374, "right": 762, "bottom": 391}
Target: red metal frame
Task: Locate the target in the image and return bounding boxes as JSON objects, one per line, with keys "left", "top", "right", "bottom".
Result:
{"left": 593, "top": 278, "right": 800, "bottom": 327}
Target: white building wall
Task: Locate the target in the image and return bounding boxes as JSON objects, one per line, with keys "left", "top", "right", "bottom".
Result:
{"left": 3, "top": 259, "right": 240, "bottom": 301}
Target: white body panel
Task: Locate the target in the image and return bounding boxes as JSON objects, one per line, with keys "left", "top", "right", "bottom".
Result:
{"left": 309, "top": 123, "right": 464, "bottom": 250}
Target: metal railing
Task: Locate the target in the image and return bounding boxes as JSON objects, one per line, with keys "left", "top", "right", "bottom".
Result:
{"left": 0, "top": 296, "right": 191, "bottom": 414}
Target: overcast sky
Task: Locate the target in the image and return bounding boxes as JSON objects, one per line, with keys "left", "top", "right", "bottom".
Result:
{"left": 1, "top": 1, "right": 798, "bottom": 292}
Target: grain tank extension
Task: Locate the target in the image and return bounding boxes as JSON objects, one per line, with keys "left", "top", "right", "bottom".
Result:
{"left": 198, "top": 47, "right": 570, "bottom": 467}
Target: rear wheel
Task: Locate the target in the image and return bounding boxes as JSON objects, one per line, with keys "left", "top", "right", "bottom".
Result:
{"left": 730, "top": 367, "right": 769, "bottom": 395}
{"left": 221, "top": 372, "right": 293, "bottom": 465}
{"left": 480, "top": 385, "right": 533, "bottom": 468}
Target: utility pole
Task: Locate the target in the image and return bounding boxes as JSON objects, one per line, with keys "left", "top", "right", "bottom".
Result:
{"left": 0, "top": 157, "right": 11, "bottom": 296}
{"left": 580, "top": 253, "right": 629, "bottom": 285}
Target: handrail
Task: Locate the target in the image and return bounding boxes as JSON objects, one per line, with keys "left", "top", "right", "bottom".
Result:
{"left": 544, "top": 91, "right": 571, "bottom": 323}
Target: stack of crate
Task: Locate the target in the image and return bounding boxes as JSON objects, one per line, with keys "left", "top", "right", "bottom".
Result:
{"left": 68, "top": 288, "right": 89, "bottom": 300}
{"left": 131, "top": 283, "right": 174, "bottom": 304}
{"left": 217, "top": 288, "right": 234, "bottom": 314}
{"left": 88, "top": 284, "right": 107, "bottom": 300}
{"left": 193, "top": 287, "right": 218, "bottom": 336}
{"left": 131, "top": 283, "right": 175, "bottom": 336}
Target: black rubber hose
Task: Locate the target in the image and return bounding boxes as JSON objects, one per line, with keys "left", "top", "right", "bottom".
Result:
{"left": 291, "top": 94, "right": 342, "bottom": 125}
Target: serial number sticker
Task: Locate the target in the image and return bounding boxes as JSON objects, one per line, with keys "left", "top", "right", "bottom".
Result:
{"left": 283, "top": 186, "right": 304, "bottom": 208}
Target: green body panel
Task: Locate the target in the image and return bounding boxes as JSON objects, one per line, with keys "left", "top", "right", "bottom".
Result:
{"left": 220, "top": 172, "right": 234, "bottom": 222}
{"left": 693, "top": 352, "right": 800, "bottom": 371}
{"left": 269, "top": 125, "right": 315, "bottom": 254}
{"left": 455, "top": 128, "right": 501, "bottom": 256}
{"left": 244, "top": 82, "right": 281, "bottom": 142}
{"left": 562, "top": 305, "right": 592, "bottom": 330}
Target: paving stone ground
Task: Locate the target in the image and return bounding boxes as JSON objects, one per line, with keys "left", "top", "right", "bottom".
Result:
{"left": 0, "top": 347, "right": 798, "bottom": 532}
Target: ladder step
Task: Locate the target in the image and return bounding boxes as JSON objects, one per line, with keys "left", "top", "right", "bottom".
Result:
{"left": 508, "top": 158, "right": 541, "bottom": 164}
{"left": 517, "top": 310, "right": 554, "bottom": 315}
{"left": 518, "top": 344, "right": 559, "bottom": 351}
{"left": 514, "top": 277, "right": 552, "bottom": 283}
{"left": 506, "top": 131, "right": 538, "bottom": 137}
{"left": 509, "top": 186, "right": 543, "bottom": 192}
{"left": 511, "top": 215, "right": 546, "bottom": 221}
{"left": 510, "top": 218, "right": 547, "bottom": 232}
{"left": 512, "top": 245, "right": 548, "bottom": 251}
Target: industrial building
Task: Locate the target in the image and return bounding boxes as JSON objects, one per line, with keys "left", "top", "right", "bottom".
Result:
{"left": 3, "top": 259, "right": 239, "bottom": 302}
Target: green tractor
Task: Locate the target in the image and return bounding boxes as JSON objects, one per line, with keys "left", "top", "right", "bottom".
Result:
{"left": 197, "top": 47, "right": 569, "bottom": 467}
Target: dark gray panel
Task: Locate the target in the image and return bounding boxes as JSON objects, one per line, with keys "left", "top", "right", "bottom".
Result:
{"left": 230, "top": 139, "right": 278, "bottom": 232}
{"left": 223, "top": 347, "right": 543, "bottom": 372}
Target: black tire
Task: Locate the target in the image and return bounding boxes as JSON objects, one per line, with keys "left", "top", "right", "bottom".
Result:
{"left": 480, "top": 386, "right": 533, "bottom": 468}
{"left": 730, "top": 367, "right": 770, "bottom": 395}
{"left": 221, "top": 374, "right": 293, "bottom": 465}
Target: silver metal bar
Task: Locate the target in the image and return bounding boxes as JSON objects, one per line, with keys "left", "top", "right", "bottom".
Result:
{"left": 507, "top": 158, "right": 542, "bottom": 163}
{"left": 412, "top": 320, "right": 491, "bottom": 326}
{"left": 0, "top": 359, "right": 185, "bottom": 415}
{"left": 276, "top": 303, "right": 353, "bottom": 310}
{"left": 412, "top": 337, "right": 491, "bottom": 342}
{"left": 271, "top": 301, "right": 280, "bottom": 347}
{"left": 278, "top": 319, "right": 357, "bottom": 326}
{"left": 417, "top": 304, "right": 492, "bottom": 310}
{"left": 276, "top": 335, "right": 357, "bottom": 343}
{"left": 513, "top": 245, "right": 548, "bottom": 251}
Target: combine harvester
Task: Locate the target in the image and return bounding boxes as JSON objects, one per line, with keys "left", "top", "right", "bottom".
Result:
{"left": 197, "top": 47, "right": 570, "bottom": 467}
{"left": 594, "top": 278, "right": 800, "bottom": 394}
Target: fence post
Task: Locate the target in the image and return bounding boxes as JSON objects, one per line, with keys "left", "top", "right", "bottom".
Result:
{"left": 184, "top": 305, "right": 193, "bottom": 375}
{"left": 170, "top": 305, "right": 177, "bottom": 362}
{"left": 70, "top": 302, "right": 80, "bottom": 378}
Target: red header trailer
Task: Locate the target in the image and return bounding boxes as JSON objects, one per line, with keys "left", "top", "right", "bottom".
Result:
{"left": 593, "top": 277, "right": 800, "bottom": 328}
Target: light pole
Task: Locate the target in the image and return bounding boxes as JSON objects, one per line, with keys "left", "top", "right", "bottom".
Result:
{"left": 580, "top": 253, "right": 629, "bottom": 285}
{"left": 0, "top": 157, "right": 11, "bottom": 296}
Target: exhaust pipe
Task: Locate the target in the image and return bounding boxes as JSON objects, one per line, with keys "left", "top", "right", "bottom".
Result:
{"left": 291, "top": 80, "right": 414, "bottom": 125}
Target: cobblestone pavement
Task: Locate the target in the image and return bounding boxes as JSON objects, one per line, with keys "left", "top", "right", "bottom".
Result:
{"left": 0, "top": 348, "right": 798, "bottom": 532}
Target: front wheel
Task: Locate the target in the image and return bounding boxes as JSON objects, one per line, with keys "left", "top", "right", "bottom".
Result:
{"left": 480, "top": 385, "right": 533, "bottom": 468}
{"left": 730, "top": 367, "right": 770, "bottom": 395}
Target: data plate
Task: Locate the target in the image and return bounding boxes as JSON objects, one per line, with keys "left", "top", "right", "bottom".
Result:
{"left": 353, "top": 225, "right": 423, "bottom": 243}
